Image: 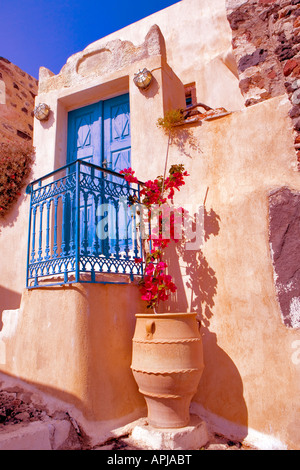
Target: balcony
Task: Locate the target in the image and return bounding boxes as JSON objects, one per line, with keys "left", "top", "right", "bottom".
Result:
{"left": 26, "top": 160, "right": 144, "bottom": 288}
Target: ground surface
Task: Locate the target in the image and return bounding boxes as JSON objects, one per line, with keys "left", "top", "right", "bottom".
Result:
{"left": 0, "top": 385, "right": 256, "bottom": 450}
{"left": 93, "top": 431, "right": 256, "bottom": 451}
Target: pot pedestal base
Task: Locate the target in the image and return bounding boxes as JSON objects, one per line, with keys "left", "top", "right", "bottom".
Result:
{"left": 130, "top": 414, "right": 208, "bottom": 450}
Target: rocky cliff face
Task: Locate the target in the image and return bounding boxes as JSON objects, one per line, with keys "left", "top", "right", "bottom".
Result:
{"left": 0, "top": 57, "right": 38, "bottom": 144}
{"left": 269, "top": 187, "right": 300, "bottom": 328}
{"left": 226, "top": 0, "right": 300, "bottom": 164}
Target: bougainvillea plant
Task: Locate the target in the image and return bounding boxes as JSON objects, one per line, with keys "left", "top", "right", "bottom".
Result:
{"left": 120, "top": 164, "right": 189, "bottom": 311}
{"left": 0, "top": 141, "right": 35, "bottom": 218}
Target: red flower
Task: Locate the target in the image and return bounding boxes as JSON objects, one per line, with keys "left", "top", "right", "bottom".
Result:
{"left": 120, "top": 167, "right": 138, "bottom": 183}
{"left": 121, "top": 163, "right": 188, "bottom": 310}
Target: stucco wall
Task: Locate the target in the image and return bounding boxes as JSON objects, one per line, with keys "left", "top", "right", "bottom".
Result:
{"left": 0, "top": 283, "right": 148, "bottom": 438}
{"left": 164, "top": 94, "right": 300, "bottom": 449}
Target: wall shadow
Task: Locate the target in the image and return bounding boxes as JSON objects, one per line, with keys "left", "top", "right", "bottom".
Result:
{"left": 165, "top": 205, "right": 248, "bottom": 437}
{"left": 0, "top": 144, "right": 35, "bottom": 230}
{"left": 0, "top": 188, "right": 28, "bottom": 230}
{"left": 196, "top": 327, "right": 248, "bottom": 438}
{"left": 0, "top": 286, "right": 22, "bottom": 328}
{"left": 0, "top": 368, "right": 85, "bottom": 419}
{"left": 0, "top": 282, "right": 147, "bottom": 428}
{"left": 0, "top": 369, "right": 147, "bottom": 449}
{"left": 138, "top": 75, "right": 160, "bottom": 99}
{"left": 170, "top": 124, "right": 203, "bottom": 159}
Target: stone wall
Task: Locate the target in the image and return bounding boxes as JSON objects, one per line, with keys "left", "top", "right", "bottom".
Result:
{"left": 0, "top": 57, "right": 38, "bottom": 144}
{"left": 226, "top": 0, "right": 300, "bottom": 163}
{"left": 269, "top": 187, "right": 300, "bottom": 328}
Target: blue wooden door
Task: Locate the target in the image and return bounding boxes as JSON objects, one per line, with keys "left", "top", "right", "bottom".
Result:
{"left": 67, "top": 94, "right": 131, "bottom": 256}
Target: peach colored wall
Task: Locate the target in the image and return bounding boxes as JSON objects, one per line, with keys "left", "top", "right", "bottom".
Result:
{"left": 164, "top": 94, "right": 300, "bottom": 450}
{"left": 0, "top": 283, "right": 147, "bottom": 424}
{"left": 0, "top": 0, "right": 299, "bottom": 450}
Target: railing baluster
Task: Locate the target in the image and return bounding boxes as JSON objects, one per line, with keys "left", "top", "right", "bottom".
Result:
{"left": 45, "top": 199, "right": 51, "bottom": 260}
{"left": 70, "top": 189, "right": 76, "bottom": 256}
{"left": 37, "top": 202, "right": 44, "bottom": 262}
{"left": 26, "top": 188, "right": 33, "bottom": 288}
{"left": 102, "top": 199, "right": 109, "bottom": 258}
{"left": 92, "top": 194, "right": 99, "bottom": 256}
{"left": 82, "top": 192, "right": 89, "bottom": 255}
{"left": 115, "top": 199, "right": 120, "bottom": 258}
{"left": 30, "top": 205, "right": 37, "bottom": 264}
{"left": 64, "top": 262, "right": 68, "bottom": 283}
{"left": 124, "top": 200, "right": 130, "bottom": 259}
{"left": 53, "top": 196, "right": 59, "bottom": 258}
{"left": 60, "top": 193, "right": 67, "bottom": 257}
{"left": 132, "top": 201, "right": 139, "bottom": 259}
{"left": 75, "top": 161, "right": 80, "bottom": 282}
{"left": 138, "top": 184, "right": 144, "bottom": 276}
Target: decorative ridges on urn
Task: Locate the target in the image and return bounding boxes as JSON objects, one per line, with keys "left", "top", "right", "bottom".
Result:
{"left": 136, "top": 388, "right": 196, "bottom": 400}
{"left": 131, "top": 367, "right": 201, "bottom": 375}
{"left": 132, "top": 338, "right": 202, "bottom": 344}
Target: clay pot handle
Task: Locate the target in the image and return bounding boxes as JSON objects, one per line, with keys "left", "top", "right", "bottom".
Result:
{"left": 145, "top": 320, "right": 155, "bottom": 339}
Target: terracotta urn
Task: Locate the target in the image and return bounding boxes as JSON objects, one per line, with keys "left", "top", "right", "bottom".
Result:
{"left": 131, "top": 312, "right": 204, "bottom": 428}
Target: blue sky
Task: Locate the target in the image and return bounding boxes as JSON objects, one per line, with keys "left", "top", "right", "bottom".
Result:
{"left": 1, "top": 0, "right": 180, "bottom": 79}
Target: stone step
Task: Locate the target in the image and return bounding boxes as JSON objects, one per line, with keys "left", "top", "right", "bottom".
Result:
{"left": 0, "top": 419, "right": 80, "bottom": 450}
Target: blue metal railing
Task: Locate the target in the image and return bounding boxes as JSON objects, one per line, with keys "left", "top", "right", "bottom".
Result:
{"left": 26, "top": 160, "right": 144, "bottom": 288}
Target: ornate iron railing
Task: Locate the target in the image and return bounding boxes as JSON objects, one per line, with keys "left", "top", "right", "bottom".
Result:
{"left": 26, "top": 160, "right": 144, "bottom": 288}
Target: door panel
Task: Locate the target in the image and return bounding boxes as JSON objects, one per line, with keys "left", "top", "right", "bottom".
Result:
{"left": 67, "top": 101, "right": 102, "bottom": 165}
{"left": 103, "top": 95, "right": 131, "bottom": 253}
{"left": 103, "top": 94, "right": 131, "bottom": 171}
{"left": 67, "top": 102, "right": 102, "bottom": 255}
{"left": 67, "top": 94, "right": 131, "bottom": 258}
